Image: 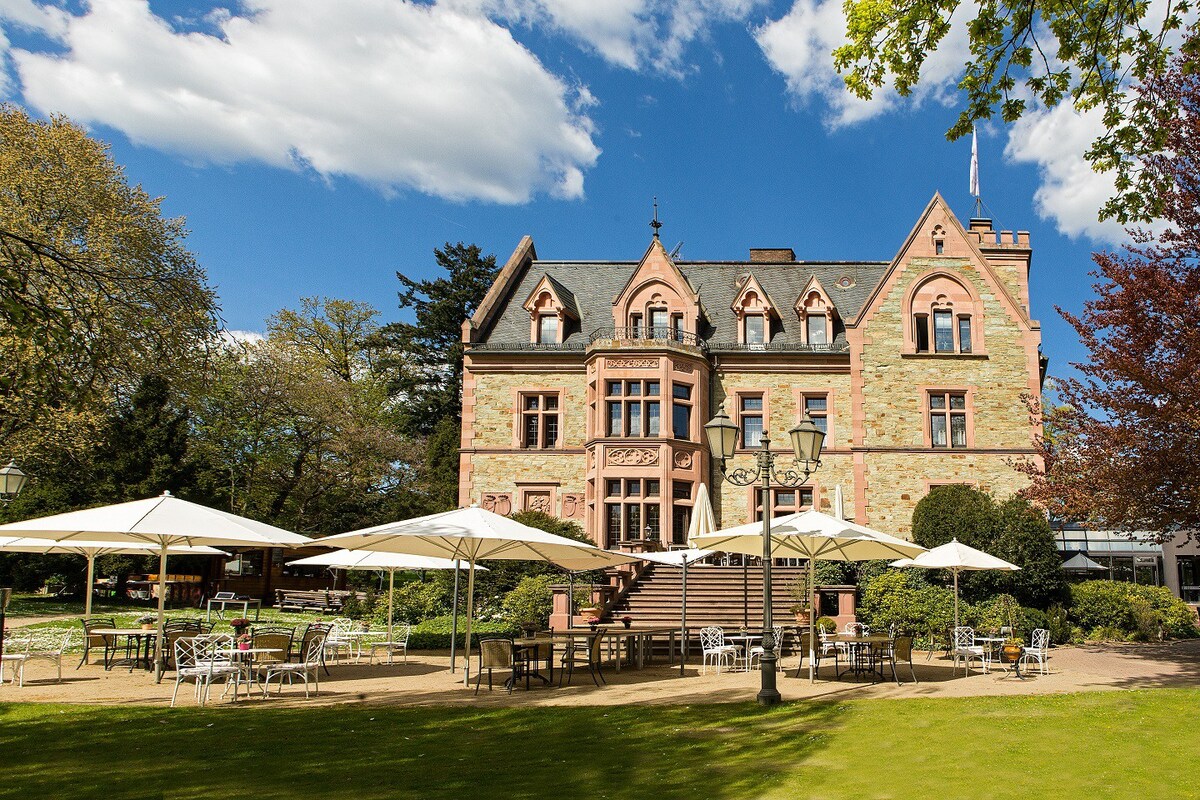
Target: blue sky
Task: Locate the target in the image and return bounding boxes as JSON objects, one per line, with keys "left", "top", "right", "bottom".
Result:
{"left": 0, "top": 0, "right": 1135, "bottom": 377}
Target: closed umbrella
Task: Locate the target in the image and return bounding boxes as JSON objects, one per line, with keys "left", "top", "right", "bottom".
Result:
{"left": 890, "top": 538, "right": 1020, "bottom": 630}
{"left": 286, "top": 549, "right": 483, "bottom": 651}
{"left": 1061, "top": 552, "right": 1105, "bottom": 572}
{"left": 316, "top": 506, "right": 638, "bottom": 684}
{"left": 0, "top": 536, "right": 227, "bottom": 618}
{"left": 692, "top": 508, "right": 926, "bottom": 682}
{"left": 0, "top": 491, "right": 310, "bottom": 678}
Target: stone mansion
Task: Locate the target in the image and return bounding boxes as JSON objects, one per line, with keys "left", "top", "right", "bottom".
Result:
{"left": 457, "top": 194, "right": 1045, "bottom": 546}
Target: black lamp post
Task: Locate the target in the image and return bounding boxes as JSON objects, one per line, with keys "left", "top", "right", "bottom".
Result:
{"left": 0, "top": 459, "right": 28, "bottom": 667}
{"left": 704, "top": 407, "right": 824, "bottom": 705}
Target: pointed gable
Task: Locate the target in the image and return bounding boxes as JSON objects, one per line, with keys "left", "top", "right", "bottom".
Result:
{"left": 611, "top": 237, "right": 702, "bottom": 333}
{"left": 794, "top": 275, "right": 837, "bottom": 321}
{"left": 731, "top": 274, "right": 780, "bottom": 320}
{"left": 523, "top": 274, "right": 580, "bottom": 320}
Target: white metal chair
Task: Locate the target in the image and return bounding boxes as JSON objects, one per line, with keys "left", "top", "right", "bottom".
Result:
{"left": 1, "top": 636, "right": 31, "bottom": 687}
{"left": 844, "top": 622, "right": 870, "bottom": 636}
{"left": 1019, "top": 628, "right": 1050, "bottom": 675}
{"left": 746, "top": 625, "right": 784, "bottom": 671}
{"left": 1, "top": 633, "right": 71, "bottom": 686}
{"left": 368, "top": 624, "right": 411, "bottom": 665}
{"left": 951, "top": 626, "right": 988, "bottom": 675}
{"left": 171, "top": 635, "right": 244, "bottom": 707}
{"left": 261, "top": 634, "right": 327, "bottom": 698}
{"left": 699, "top": 626, "right": 738, "bottom": 674}
{"left": 324, "top": 618, "right": 357, "bottom": 664}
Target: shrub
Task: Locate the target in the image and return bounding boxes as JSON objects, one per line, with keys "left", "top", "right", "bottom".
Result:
{"left": 814, "top": 616, "right": 837, "bottom": 634}
{"left": 373, "top": 580, "right": 450, "bottom": 627}
{"left": 407, "top": 615, "right": 520, "bottom": 650}
{"left": 1046, "top": 604, "right": 1072, "bottom": 645}
{"left": 858, "top": 570, "right": 954, "bottom": 635}
{"left": 500, "top": 575, "right": 555, "bottom": 629}
{"left": 340, "top": 589, "right": 377, "bottom": 621}
{"left": 1069, "top": 581, "right": 1199, "bottom": 640}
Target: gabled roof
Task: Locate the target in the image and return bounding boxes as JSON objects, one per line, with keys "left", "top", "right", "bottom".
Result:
{"left": 795, "top": 275, "right": 838, "bottom": 318}
{"left": 731, "top": 274, "right": 781, "bottom": 319}
{"left": 522, "top": 273, "right": 580, "bottom": 319}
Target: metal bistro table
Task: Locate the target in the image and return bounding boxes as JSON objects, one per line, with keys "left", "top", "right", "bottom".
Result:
{"left": 206, "top": 596, "right": 262, "bottom": 622}
{"left": 561, "top": 626, "right": 680, "bottom": 672}
{"left": 216, "top": 646, "right": 285, "bottom": 696}
{"left": 831, "top": 634, "right": 891, "bottom": 682}
{"left": 725, "top": 633, "right": 763, "bottom": 672}
{"left": 92, "top": 628, "right": 156, "bottom": 672}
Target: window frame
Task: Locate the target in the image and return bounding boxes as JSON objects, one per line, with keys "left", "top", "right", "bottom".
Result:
{"left": 926, "top": 389, "right": 972, "bottom": 449}
{"left": 517, "top": 390, "right": 563, "bottom": 449}
{"left": 605, "top": 379, "right": 662, "bottom": 438}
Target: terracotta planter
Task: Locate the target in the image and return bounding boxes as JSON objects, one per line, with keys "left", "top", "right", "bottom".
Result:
{"left": 1001, "top": 644, "right": 1023, "bottom": 663}
{"left": 794, "top": 612, "right": 811, "bottom": 625}
{"left": 140, "top": 624, "right": 154, "bottom": 631}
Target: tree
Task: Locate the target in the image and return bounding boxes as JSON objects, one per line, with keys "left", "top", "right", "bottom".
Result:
{"left": 911, "top": 485, "right": 1064, "bottom": 606}
{"left": 0, "top": 105, "right": 219, "bottom": 458}
{"left": 1019, "top": 43, "right": 1200, "bottom": 540}
{"left": 373, "top": 242, "right": 498, "bottom": 435}
{"left": 268, "top": 297, "right": 380, "bottom": 382}
{"left": 833, "top": 8, "right": 1198, "bottom": 222}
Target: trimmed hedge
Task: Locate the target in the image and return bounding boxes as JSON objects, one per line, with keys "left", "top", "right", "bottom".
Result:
{"left": 1069, "top": 581, "right": 1199, "bottom": 641}
{"left": 406, "top": 615, "right": 521, "bottom": 650}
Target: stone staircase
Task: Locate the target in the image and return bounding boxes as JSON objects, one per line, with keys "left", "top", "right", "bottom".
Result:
{"left": 612, "top": 563, "right": 808, "bottom": 630}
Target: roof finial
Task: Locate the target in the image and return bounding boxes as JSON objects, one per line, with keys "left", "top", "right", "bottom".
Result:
{"left": 650, "top": 196, "right": 662, "bottom": 239}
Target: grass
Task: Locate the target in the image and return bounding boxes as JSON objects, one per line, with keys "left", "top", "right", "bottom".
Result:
{"left": 1, "top": 689, "right": 1196, "bottom": 799}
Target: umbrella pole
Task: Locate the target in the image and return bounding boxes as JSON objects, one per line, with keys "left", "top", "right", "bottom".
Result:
{"left": 680, "top": 560, "right": 688, "bottom": 677}
{"left": 84, "top": 554, "right": 96, "bottom": 619}
{"left": 153, "top": 544, "right": 168, "bottom": 683}
{"left": 954, "top": 569, "right": 960, "bottom": 630}
{"left": 387, "top": 568, "right": 395, "bottom": 645}
{"left": 568, "top": 571, "right": 574, "bottom": 626}
{"left": 808, "top": 557, "right": 816, "bottom": 684}
{"left": 742, "top": 557, "right": 748, "bottom": 629}
{"left": 462, "top": 558, "right": 476, "bottom": 686}
{"left": 450, "top": 566, "right": 460, "bottom": 673}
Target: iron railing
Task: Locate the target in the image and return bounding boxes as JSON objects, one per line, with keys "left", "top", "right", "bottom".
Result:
{"left": 706, "top": 341, "right": 850, "bottom": 354}
{"left": 588, "top": 326, "right": 705, "bottom": 348}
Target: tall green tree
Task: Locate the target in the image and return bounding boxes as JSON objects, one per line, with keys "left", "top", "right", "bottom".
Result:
{"left": 374, "top": 242, "right": 498, "bottom": 435}
{"left": 834, "top": 10, "right": 1198, "bottom": 222}
{"left": 0, "top": 105, "right": 219, "bottom": 459}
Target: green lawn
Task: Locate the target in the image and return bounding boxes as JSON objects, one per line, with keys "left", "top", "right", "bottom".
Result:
{"left": 1, "top": 689, "right": 1194, "bottom": 799}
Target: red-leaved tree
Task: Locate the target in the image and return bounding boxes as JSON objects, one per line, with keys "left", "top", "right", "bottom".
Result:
{"left": 1021, "top": 32, "right": 1200, "bottom": 542}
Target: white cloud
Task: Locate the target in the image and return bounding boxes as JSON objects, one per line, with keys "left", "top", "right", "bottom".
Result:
{"left": 221, "top": 329, "right": 265, "bottom": 347}
{"left": 1004, "top": 104, "right": 1128, "bottom": 243}
{"left": 755, "top": 0, "right": 969, "bottom": 128}
{"left": 2, "top": 0, "right": 599, "bottom": 203}
{"left": 454, "top": 0, "right": 764, "bottom": 75}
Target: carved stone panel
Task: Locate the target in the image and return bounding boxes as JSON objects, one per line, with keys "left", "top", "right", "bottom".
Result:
{"left": 673, "top": 450, "right": 694, "bottom": 469}
{"left": 607, "top": 447, "right": 660, "bottom": 466}
{"left": 673, "top": 362, "right": 695, "bottom": 373}
{"left": 606, "top": 357, "right": 658, "bottom": 369}
{"left": 524, "top": 491, "right": 552, "bottom": 514}
{"left": 481, "top": 493, "right": 512, "bottom": 516}
{"left": 561, "top": 493, "right": 585, "bottom": 520}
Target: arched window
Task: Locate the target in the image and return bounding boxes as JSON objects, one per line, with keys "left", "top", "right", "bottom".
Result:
{"left": 906, "top": 273, "right": 981, "bottom": 355}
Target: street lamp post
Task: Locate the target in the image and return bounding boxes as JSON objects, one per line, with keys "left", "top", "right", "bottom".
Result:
{"left": 704, "top": 407, "right": 824, "bottom": 706}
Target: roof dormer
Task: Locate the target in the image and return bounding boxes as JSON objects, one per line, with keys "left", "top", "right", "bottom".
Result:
{"left": 523, "top": 274, "right": 578, "bottom": 344}
{"left": 731, "top": 274, "right": 779, "bottom": 346}
{"left": 795, "top": 276, "right": 837, "bottom": 346}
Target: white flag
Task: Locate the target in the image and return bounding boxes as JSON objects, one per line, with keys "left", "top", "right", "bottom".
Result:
{"left": 969, "top": 127, "right": 980, "bottom": 198}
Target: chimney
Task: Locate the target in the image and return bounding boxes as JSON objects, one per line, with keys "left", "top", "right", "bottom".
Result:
{"left": 749, "top": 248, "right": 795, "bottom": 263}
{"left": 968, "top": 218, "right": 993, "bottom": 233}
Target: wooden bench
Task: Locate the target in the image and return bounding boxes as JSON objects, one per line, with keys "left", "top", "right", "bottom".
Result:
{"left": 274, "top": 589, "right": 367, "bottom": 613}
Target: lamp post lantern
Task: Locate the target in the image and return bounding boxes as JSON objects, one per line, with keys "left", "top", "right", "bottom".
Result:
{"left": 0, "top": 460, "right": 28, "bottom": 503}
{"left": 704, "top": 406, "right": 824, "bottom": 706}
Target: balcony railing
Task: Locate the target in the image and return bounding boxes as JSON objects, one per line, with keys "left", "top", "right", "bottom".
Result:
{"left": 588, "top": 326, "right": 705, "bottom": 349}
{"left": 466, "top": 341, "right": 587, "bottom": 352}
{"left": 706, "top": 341, "right": 850, "bottom": 354}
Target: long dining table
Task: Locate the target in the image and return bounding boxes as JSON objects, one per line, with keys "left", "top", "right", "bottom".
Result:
{"left": 513, "top": 626, "right": 681, "bottom": 679}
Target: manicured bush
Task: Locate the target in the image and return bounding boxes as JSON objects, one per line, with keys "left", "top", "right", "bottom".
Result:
{"left": 1069, "top": 580, "right": 1199, "bottom": 640}
{"left": 1046, "top": 604, "right": 1072, "bottom": 645}
{"left": 814, "top": 616, "right": 837, "bottom": 634}
{"left": 500, "top": 574, "right": 555, "bottom": 629}
{"left": 858, "top": 570, "right": 955, "bottom": 635}
{"left": 372, "top": 580, "right": 451, "bottom": 627}
{"left": 406, "top": 615, "right": 520, "bottom": 650}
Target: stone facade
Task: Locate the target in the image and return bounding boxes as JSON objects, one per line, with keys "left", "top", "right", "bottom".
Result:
{"left": 459, "top": 195, "right": 1042, "bottom": 543}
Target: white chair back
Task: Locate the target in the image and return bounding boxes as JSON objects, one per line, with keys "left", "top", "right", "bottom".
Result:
{"left": 845, "top": 622, "right": 869, "bottom": 637}
{"left": 699, "top": 626, "right": 725, "bottom": 651}
{"left": 1030, "top": 628, "right": 1050, "bottom": 651}
{"left": 952, "top": 626, "right": 975, "bottom": 650}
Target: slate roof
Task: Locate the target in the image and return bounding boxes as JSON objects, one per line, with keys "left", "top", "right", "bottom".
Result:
{"left": 476, "top": 256, "right": 890, "bottom": 350}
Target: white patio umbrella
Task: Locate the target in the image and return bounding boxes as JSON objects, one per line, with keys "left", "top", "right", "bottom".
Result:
{"left": 692, "top": 508, "right": 926, "bottom": 682}
{"left": 0, "top": 536, "right": 227, "bottom": 618}
{"left": 890, "top": 538, "right": 1020, "bottom": 630}
{"left": 1061, "top": 551, "right": 1106, "bottom": 572}
{"left": 286, "top": 550, "right": 484, "bottom": 647}
{"left": 0, "top": 491, "right": 311, "bottom": 677}
{"left": 316, "top": 506, "right": 639, "bottom": 684}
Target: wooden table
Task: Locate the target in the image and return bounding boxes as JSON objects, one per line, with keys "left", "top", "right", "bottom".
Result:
{"left": 559, "top": 627, "right": 679, "bottom": 671}
{"left": 91, "top": 628, "right": 156, "bottom": 672}
{"left": 830, "top": 634, "right": 892, "bottom": 681}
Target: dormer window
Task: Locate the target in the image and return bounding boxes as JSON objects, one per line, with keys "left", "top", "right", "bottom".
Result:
{"left": 538, "top": 315, "right": 559, "bottom": 344}
{"left": 795, "top": 277, "right": 837, "bottom": 347}
{"left": 522, "top": 274, "right": 577, "bottom": 346}
{"left": 731, "top": 274, "right": 778, "bottom": 347}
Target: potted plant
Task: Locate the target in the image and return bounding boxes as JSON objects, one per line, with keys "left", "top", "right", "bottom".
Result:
{"left": 230, "top": 617, "right": 251, "bottom": 637}
{"left": 585, "top": 616, "right": 601, "bottom": 631}
{"left": 236, "top": 632, "right": 253, "bottom": 652}
{"left": 621, "top": 615, "right": 633, "bottom": 629}
{"left": 136, "top": 614, "right": 155, "bottom": 631}
{"left": 788, "top": 577, "right": 811, "bottom": 624}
